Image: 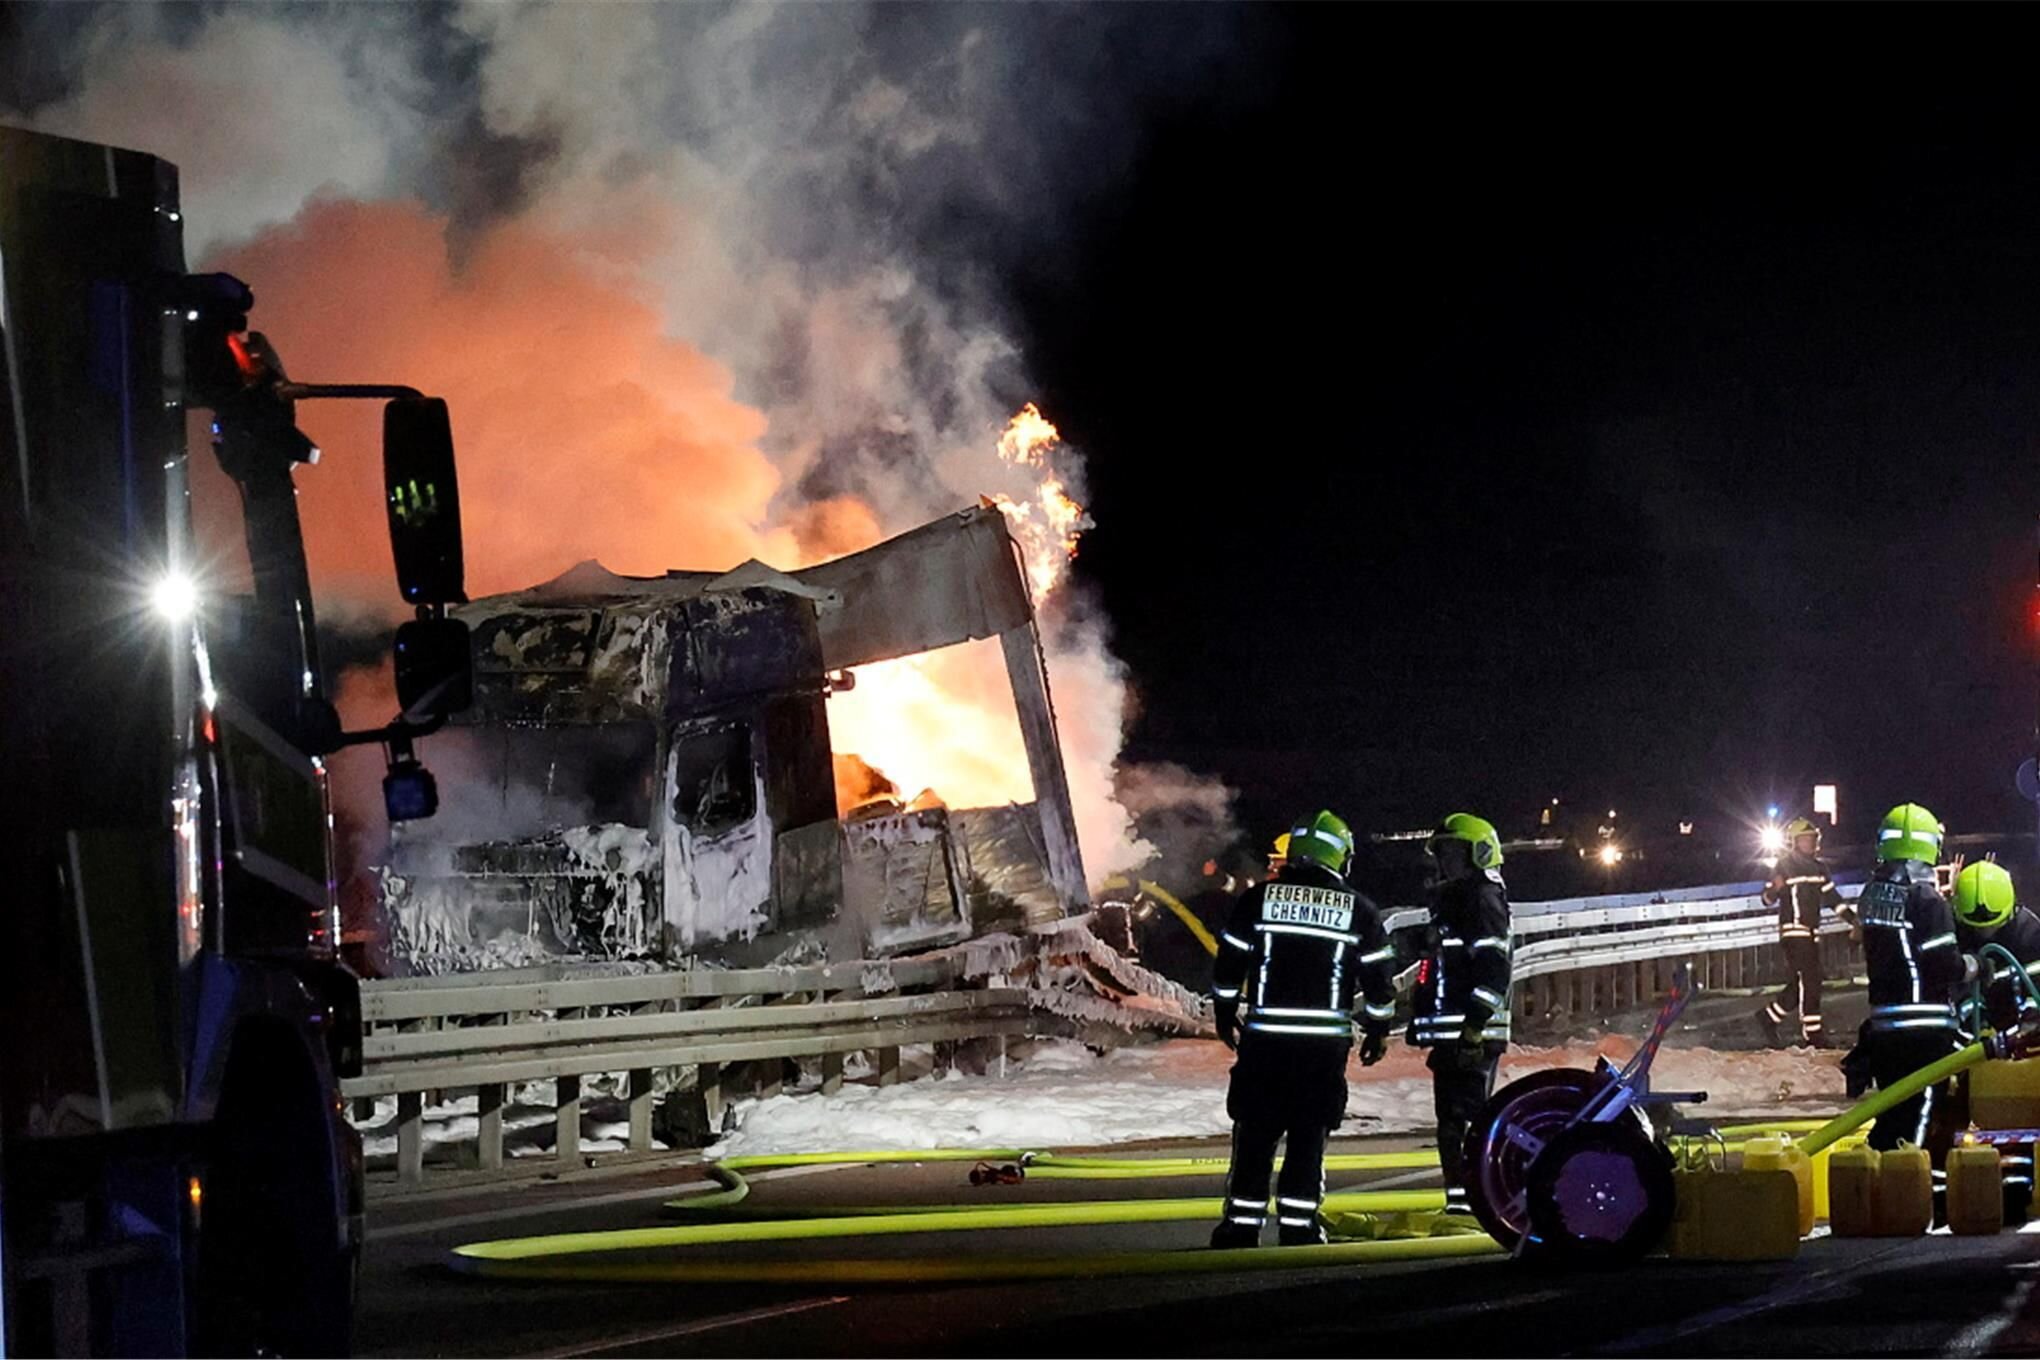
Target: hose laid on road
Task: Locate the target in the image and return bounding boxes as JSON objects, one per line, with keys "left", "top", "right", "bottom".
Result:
{"left": 448, "top": 1148, "right": 1501, "bottom": 1284}
{"left": 444, "top": 1103, "right": 1888, "bottom": 1283}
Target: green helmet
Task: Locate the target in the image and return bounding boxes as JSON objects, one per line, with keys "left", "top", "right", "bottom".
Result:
{"left": 1955, "top": 861, "right": 2016, "bottom": 931}
{"left": 1285, "top": 810, "right": 1355, "bottom": 873}
{"left": 1876, "top": 803, "right": 1944, "bottom": 864}
{"left": 1428, "top": 812, "right": 1504, "bottom": 869}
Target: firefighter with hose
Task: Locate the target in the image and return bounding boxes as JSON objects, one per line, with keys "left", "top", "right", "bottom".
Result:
{"left": 1952, "top": 859, "right": 2040, "bottom": 1219}
{"left": 1848, "top": 803, "right": 1965, "bottom": 1207}
{"left": 1407, "top": 813, "right": 1514, "bottom": 1216}
{"left": 1210, "top": 811, "right": 1398, "bottom": 1246}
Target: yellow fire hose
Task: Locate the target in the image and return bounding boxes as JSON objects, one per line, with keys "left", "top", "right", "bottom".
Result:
{"left": 1794, "top": 1041, "right": 1988, "bottom": 1158}
{"left": 443, "top": 1063, "right": 1974, "bottom": 1286}
{"left": 1101, "top": 875, "right": 1220, "bottom": 957}
{"left": 447, "top": 1123, "right": 1846, "bottom": 1285}
{"left": 448, "top": 1148, "right": 1494, "bottom": 1283}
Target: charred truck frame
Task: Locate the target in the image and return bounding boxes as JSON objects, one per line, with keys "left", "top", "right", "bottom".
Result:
{"left": 381, "top": 506, "right": 1090, "bottom": 970}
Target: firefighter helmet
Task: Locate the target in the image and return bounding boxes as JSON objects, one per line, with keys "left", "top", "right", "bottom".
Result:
{"left": 1285, "top": 811, "right": 1353, "bottom": 873}
{"left": 1876, "top": 803, "right": 1944, "bottom": 864}
{"left": 1429, "top": 812, "right": 1504, "bottom": 869}
{"left": 1784, "top": 816, "right": 1821, "bottom": 849}
{"left": 1955, "top": 861, "right": 2016, "bottom": 931}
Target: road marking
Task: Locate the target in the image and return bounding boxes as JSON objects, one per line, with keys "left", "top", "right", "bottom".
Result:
{"left": 1586, "top": 1241, "right": 1915, "bottom": 1355}
{"left": 521, "top": 1296, "right": 851, "bottom": 1358}
{"left": 367, "top": 1163, "right": 849, "bottom": 1242}
{"left": 1944, "top": 1254, "right": 2040, "bottom": 1357}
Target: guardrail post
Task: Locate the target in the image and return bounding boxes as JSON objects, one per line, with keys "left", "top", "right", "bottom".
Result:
{"left": 757, "top": 1059, "right": 783, "bottom": 1101}
{"left": 877, "top": 1045, "right": 901, "bottom": 1087}
{"left": 821, "top": 1050, "right": 844, "bottom": 1096}
{"left": 698, "top": 1062, "right": 723, "bottom": 1130}
{"left": 555, "top": 1075, "right": 581, "bottom": 1162}
{"left": 397, "top": 1090, "right": 424, "bottom": 1185}
{"left": 353, "top": 1096, "right": 377, "bottom": 1124}
{"left": 629, "top": 1067, "right": 655, "bottom": 1153}
{"left": 477, "top": 1083, "right": 504, "bottom": 1171}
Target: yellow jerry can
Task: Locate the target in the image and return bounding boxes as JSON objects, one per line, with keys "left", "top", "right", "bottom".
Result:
{"left": 1667, "top": 1165, "right": 1801, "bottom": 1261}
{"left": 1808, "top": 1132, "right": 1867, "bottom": 1223}
{"left": 1946, "top": 1139, "right": 2004, "bottom": 1236}
{"left": 1874, "top": 1145, "right": 1933, "bottom": 1237}
{"left": 1742, "top": 1135, "right": 1814, "bottom": 1238}
{"left": 1827, "top": 1144, "right": 1879, "bottom": 1237}
{"left": 1970, "top": 1056, "right": 2040, "bottom": 1131}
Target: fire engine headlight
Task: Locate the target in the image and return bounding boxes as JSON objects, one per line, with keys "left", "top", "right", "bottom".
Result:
{"left": 1758, "top": 824, "right": 1786, "bottom": 854}
{"left": 1598, "top": 843, "right": 1623, "bottom": 867}
{"left": 150, "top": 571, "right": 199, "bottom": 622}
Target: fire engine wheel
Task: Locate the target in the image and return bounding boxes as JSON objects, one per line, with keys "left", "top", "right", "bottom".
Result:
{"left": 195, "top": 1028, "right": 357, "bottom": 1357}
{"left": 1523, "top": 1121, "right": 1676, "bottom": 1264}
{"left": 1462, "top": 1068, "right": 1600, "bottom": 1249}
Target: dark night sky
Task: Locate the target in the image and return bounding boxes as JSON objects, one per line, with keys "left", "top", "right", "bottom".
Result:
{"left": 1002, "top": 10, "right": 2040, "bottom": 847}
{"left": 6, "top": 3, "right": 2038, "bottom": 856}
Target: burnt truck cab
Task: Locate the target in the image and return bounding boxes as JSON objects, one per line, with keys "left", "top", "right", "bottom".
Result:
{"left": 380, "top": 507, "right": 1091, "bottom": 971}
{"left": 0, "top": 125, "right": 469, "bottom": 1356}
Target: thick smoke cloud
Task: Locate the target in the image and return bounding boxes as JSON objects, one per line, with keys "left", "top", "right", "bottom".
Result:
{"left": 5, "top": 1, "right": 1244, "bottom": 881}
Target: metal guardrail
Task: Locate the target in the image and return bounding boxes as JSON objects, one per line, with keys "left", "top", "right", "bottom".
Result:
{"left": 343, "top": 933, "right": 1202, "bottom": 1185}
{"left": 350, "top": 880, "right": 1871, "bottom": 1186}
{"left": 1381, "top": 882, "right": 1865, "bottom": 1021}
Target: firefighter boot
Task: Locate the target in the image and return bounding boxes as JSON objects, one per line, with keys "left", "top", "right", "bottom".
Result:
{"left": 1277, "top": 1218, "right": 1327, "bottom": 1247}
{"left": 1209, "top": 1220, "right": 1262, "bottom": 1249}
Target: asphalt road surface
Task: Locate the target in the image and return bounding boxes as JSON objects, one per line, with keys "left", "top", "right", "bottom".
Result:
{"left": 359, "top": 1131, "right": 2040, "bottom": 1358}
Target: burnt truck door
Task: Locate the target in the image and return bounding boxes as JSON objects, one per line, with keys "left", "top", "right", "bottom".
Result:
{"left": 660, "top": 588, "right": 839, "bottom": 951}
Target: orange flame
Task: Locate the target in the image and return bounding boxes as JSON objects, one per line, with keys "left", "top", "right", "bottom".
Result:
{"left": 988, "top": 403, "right": 1092, "bottom": 601}
{"left": 824, "top": 404, "right": 1088, "bottom": 818}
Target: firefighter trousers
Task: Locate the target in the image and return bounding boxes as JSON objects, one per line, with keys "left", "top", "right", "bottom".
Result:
{"left": 1865, "top": 1030, "right": 1958, "bottom": 1155}
{"left": 1218, "top": 1116, "right": 1332, "bottom": 1241}
{"left": 1429, "top": 1044, "right": 1502, "bottom": 1211}
{"left": 1764, "top": 935, "right": 1823, "bottom": 1044}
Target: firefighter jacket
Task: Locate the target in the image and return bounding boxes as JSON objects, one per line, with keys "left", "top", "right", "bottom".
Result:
{"left": 1764, "top": 849, "right": 1842, "bottom": 939}
{"left": 1211, "top": 862, "right": 1398, "bottom": 1043}
{"left": 1858, "top": 859, "right": 1964, "bottom": 1038}
{"left": 1957, "top": 906, "right": 2040, "bottom": 1037}
{"left": 1410, "top": 867, "right": 1514, "bottom": 1047}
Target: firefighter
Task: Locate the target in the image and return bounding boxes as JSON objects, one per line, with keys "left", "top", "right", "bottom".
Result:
{"left": 1408, "top": 812, "right": 1513, "bottom": 1216}
{"left": 1952, "top": 860, "right": 2040, "bottom": 1218}
{"left": 1853, "top": 803, "right": 1964, "bottom": 1168}
{"left": 1756, "top": 816, "right": 1844, "bottom": 1048}
{"left": 1210, "top": 811, "right": 1398, "bottom": 1247}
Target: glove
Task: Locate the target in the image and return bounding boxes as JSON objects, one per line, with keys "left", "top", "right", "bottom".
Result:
{"left": 1451, "top": 1021, "right": 1488, "bottom": 1070}
{"left": 1216, "top": 1001, "right": 1239, "bottom": 1051}
{"left": 1359, "top": 1029, "right": 1388, "bottom": 1067}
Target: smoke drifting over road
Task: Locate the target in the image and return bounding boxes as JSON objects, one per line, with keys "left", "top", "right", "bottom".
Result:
{"left": 6, "top": 2, "right": 1247, "bottom": 881}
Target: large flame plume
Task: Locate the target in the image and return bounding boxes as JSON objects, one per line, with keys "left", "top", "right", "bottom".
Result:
{"left": 18, "top": 5, "right": 1238, "bottom": 897}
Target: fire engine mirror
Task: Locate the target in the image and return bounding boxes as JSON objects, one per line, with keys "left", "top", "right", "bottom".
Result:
{"left": 383, "top": 396, "right": 465, "bottom": 606}
{"left": 393, "top": 616, "right": 473, "bottom": 721}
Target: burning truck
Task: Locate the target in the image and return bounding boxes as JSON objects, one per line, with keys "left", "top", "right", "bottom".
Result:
{"left": 375, "top": 503, "right": 1093, "bottom": 972}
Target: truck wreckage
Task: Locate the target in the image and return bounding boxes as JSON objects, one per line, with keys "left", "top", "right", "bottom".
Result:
{"left": 374, "top": 504, "right": 1200, "bottom": 1035}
